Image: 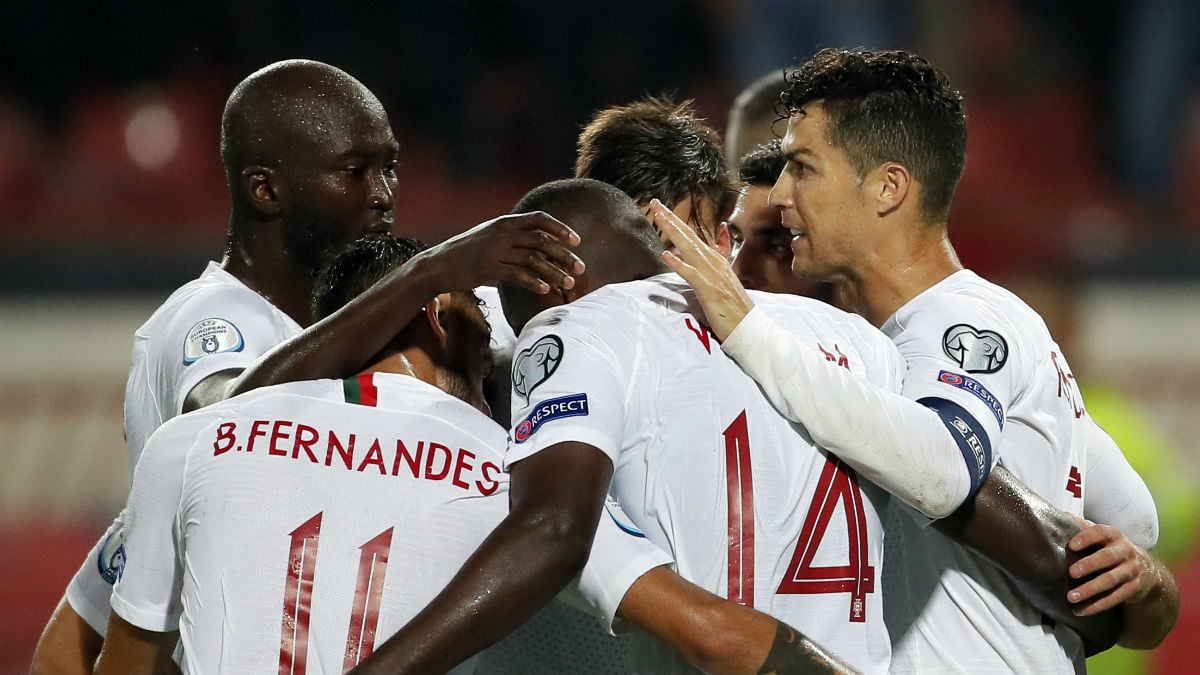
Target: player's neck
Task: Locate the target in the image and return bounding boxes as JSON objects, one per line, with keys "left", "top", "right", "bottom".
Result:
{"left": 851, "top": 225, "right": 963, "bottom": 327}
{"left": 221, "top": 237, "right": 317, "bottom": 327}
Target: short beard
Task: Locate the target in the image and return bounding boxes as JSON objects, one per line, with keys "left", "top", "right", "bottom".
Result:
{"left": 284, "top": 203, "right": 350, "bottom": 278}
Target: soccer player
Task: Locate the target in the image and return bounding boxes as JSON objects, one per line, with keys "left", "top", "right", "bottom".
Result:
{"left": 351, "top": 178, "right": 998, "bottom": 675}
{"left": 655, "top": 48, "right": 1179, "bottom": 671}
{"left": 31, "top": 59, "right": 582, "bottom": 675}
{"left": 93, "top": 233, "right": 854, "bottom": 675}
{"left": 725, "top": 69, "right": 788, "bottom": 172}
{"left": 575, "top": 96, "right": 735, "bottom": 256}
{"left": 728, "top": 140, "right": 835, "bottom": 303}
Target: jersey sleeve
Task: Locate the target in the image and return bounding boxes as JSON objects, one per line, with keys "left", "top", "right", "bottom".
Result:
{"left": 566, "top": 495, "right": 674, "bottom": 633}
{"left": 167, "top": 287, "right": 297, "bottom": 415}
{"left": 720, "top": 306, "right": 974, "bottom": 518}
{"left": 887, "top": 295, "right": 1023, "bottom": 488}
{"left": 109, "top": 418, "right": 198, "bottom": 632}
{"left": 505, "top": 305, "right": 633, "bottom": 470}
{"left": 1083, "top": 419, "right": 1160, "bottom": 549}
{"left": 64, "top": 512, "right": 131, "bottom": 635}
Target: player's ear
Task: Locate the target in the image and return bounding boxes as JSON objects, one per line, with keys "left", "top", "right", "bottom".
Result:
{"left": 714, "top": 221, "right": 733, "bottom": 259}
{"left": 423, "top": 295, "right": 451, "bottom": 349}
{"left": 874, "top": 162, "right": 911, "bottom": 216}
{"left": 244, "top": 166, "right": 282, "bottom": 217}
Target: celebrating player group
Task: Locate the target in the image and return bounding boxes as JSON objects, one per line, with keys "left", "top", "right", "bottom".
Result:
{"left": 31, "top": 47, "right": 1178, "bottom": 675}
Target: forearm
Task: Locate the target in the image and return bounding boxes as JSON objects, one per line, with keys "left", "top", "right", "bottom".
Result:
{"left": 722, "top": 307, "right": 969, "bottom": 518}
{"left": 352, "top": 509, "right": 594, "bottom": 674}
{"left": 1117, "top": 554, "right": 1180, "bottom": 649}
{"left": 229, "top": 255, "right": 438, "bottom": 396}
{"left": 937, "top": 467, "right": 1123, "bottom": 651}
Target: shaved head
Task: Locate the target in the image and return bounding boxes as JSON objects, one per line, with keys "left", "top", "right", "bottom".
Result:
{"left": 221, "top": 59, "right": 391, "bottom": 211}
{"left": 500, "top": 178, "right": 668, "bottom": 333}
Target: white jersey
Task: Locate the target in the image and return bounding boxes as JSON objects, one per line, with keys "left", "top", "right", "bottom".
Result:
{"left": 507, "top": 274, "right": 904, "bottom": 675}
{"left": 112, "top": 374, "right": 506, "bottom": 675}
{"left": 67, "top": 261, "right": 302, "bottom": 633}
{"left": 881, "top": 269, "right": 1093, "bottom": 673}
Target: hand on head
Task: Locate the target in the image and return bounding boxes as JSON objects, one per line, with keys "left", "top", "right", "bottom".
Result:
{"left": 652, "top": 198, "right": 755, "bottom": 341}
{"left": 423, "top": 211, "right": 584, "bottom": 295}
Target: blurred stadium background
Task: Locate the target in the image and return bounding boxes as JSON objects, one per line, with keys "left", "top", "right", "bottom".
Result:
{"left": 1, "top": 1, "right": 1197, "bottom": 672}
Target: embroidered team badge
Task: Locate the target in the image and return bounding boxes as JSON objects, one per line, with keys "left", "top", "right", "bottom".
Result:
{"left": 183, "top": 318, "right": 245, "bottom": 364}
{"left": 96, "top": 525, "right": 127, "bottom": 585}
{"left": 512, "top": 335, "right": 563, "bottom": 400}
{"left": 942, "top": 324, "right": 1008, "bottom": 373}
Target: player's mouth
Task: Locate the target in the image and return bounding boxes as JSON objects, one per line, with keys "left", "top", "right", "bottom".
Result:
{"left": 367, "top": 213, "right": 395, "bottom": 233}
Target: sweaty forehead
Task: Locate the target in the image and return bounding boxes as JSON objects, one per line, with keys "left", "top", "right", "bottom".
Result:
{"left": 782, "top": 107, "right": 831, "bottom": 155}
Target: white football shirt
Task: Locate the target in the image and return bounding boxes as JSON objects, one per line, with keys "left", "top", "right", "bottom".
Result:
{"left": 881, "top": 269, "right": 1107, "bottom": 673}
{"left": 113, "top": 373, "right": 508, "bottom": 675}
{"left": 507, "top": 274, "right": 904, "bottom": 675}
{"left": 67, "top": 261, "right": 302, "bottom": 633}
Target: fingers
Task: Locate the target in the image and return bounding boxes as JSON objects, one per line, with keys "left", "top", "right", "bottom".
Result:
{"left": 1067, "top": 520, "right": 1106, "bottom": 552}
{"left": 503, "top": 211, "right": 581, "bottom": 247}
{"left": 650, "top": 199, "right": 711, "bottom": 263}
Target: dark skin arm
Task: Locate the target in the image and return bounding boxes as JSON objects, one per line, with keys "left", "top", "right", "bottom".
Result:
{"left": 934, "top": 465, "right": 1123, "bottom": 654}
{"left": 91, "top": 613, "right": 179, "bottom": 675}
{"left": 183, "top": 213, "right": 583, "bottom": 412}
{"left": 30, "top": 597, "right": 104, "bottom": 675}
{"left": 618, "top": 566, "right": 859, "bottom": 675}
{"left": 1066, "top": 519, "right": 1180, "bottom": 649}
{"left": 351, "top": 441, "right": 612, "bottom": 674}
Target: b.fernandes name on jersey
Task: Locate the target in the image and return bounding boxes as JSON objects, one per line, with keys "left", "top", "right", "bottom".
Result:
{"left": 210, "top": 419, "right": 502, "bottom": 495}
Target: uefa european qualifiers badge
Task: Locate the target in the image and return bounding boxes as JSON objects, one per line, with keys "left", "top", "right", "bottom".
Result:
{"left": 513, "top": 393, "right": 589, "bottom": 444}
{"left": 512, "top": 334, "right": 564, "bottom": 401}
{"left": 183, "top": 318, "right": 245, "bottom": 364}
{"left": 942, "top": 324, "right": 1008, "bottom": 374}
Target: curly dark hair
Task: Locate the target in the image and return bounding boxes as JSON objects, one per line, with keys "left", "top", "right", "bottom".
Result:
{"left": 780, "top": 48, "right": 967, "bottom": 222}
{"left": 575, "top": 96, "right": 733, "bottom": 233}
{"left": 737, "top": 139, "right": 787, "bottom": 188}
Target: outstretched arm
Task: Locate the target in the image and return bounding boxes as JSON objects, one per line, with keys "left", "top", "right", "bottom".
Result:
{"left": 618, "top": 566, "right": 860, "bottom": 675}
{"left": 184, "top": 213, "right": 584, "bottom": 411}
{"left": 934, "top": 465, "right": 1123, "bottom": 654}
{"left": 1066, "top": 519, "right": 1180, "bottom": 649}
{"left": 351, "top": 441, "right": 611, "bottom": 674}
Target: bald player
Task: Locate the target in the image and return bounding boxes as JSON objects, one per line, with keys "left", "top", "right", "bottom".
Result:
{"left": 32, "top": 59, "right": 581, "bottom": 675}
{"left": 350, "top": 179, "right": 999, "bottom": 674}
{"left": 725, "top": 70, "right": 788, "bottom": 173}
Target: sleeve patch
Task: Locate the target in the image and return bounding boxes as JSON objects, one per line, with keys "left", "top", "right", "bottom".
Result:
{"left": 513, "top": 393, "right": 588, "bottom": 444}
{"left": 936, "top": 370, "right": 1004, "bottom": 428}
{"left": 942, "top": 323, "right": 1008, "bottom": 373}
{"left": 918, "top": 397, "right": 993, "bottom": 498}
{"left": 512, "top": 335, "right": 564, "bottom": 400}
{"left": 183, "top": 318, "right": 245, "bottom": 364}
{"left": 96, "top": 526, "right": 127, "bottom": 585}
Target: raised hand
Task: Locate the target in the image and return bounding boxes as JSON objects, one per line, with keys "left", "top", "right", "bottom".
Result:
{"left": 651, "top": 198, "right": 754, "bottom": 340}
{"left": 422, "top": 211, "right": 584, "bottom": 294}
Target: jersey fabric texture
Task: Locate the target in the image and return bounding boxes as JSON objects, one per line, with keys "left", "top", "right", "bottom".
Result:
{"left": 881, "top": 269, "right": 1100, "bottom": 674}
{"left": 113, "top": 374, "right": 507, "bottom": 675}
{"left": 507, "top": 273, "right": 904, "bottom": 675}
{"left": 67, "top": 261, "right": 301, "bottom": 634}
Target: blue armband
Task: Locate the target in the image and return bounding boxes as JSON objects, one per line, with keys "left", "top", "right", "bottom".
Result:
{"left": 918, "top": 397, "right": 993, "bottom": 498}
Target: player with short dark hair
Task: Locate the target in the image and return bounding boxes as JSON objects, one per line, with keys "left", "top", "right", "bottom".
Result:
{"left": 31, "top": 59, "right": 583, "bottom": 675}
{"left": 728, "top": 139, "right": 835, "bottom": 302}
{"left": 575, "top": 96, "right": 734, "bottom": 253}
{"left": 657, "top": 47, "right": 1179, "bottom": 672}
{"left": 351, "top": 178, "right": 1003, "bottom": 675}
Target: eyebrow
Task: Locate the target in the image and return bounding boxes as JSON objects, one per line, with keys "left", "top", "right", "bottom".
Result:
{"left": 783, "top": 147, "right": 816, "bottom": 163}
